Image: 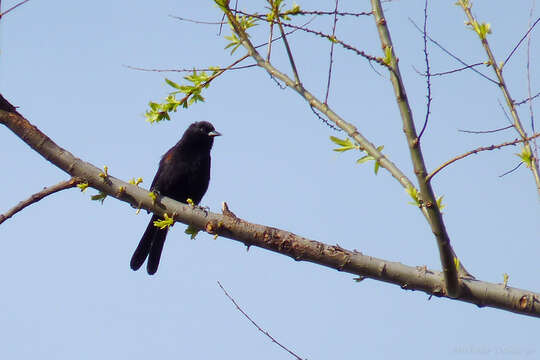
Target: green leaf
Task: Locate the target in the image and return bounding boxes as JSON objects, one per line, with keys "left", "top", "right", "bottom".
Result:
{"left": 149, "top": 102, "right": 160, "bottom": 111}
{"left": 470, "top": 20, "right": 492, "bottom": 40}
{"left": 374, "top": 160, "right": 381, "bottom": 175}
{"left": 214, "top": 0, "right": 229, "bottom": 11}
{"left": 185, "top": 224, "right": 200, "bottom": 239}
{"left": 356, "top": 155, "right": 371, "bottom": 164}
{"left": 515, "top": 146, "right": 533, "bottom": 168}
{"left": 330, "top": 136, "right": 358, "bottom": 152}
{"left": 330, "top": 136, "right": 350, "bottom": 147}
{"left": 224, "top": 34, "right": 242, "bottom": 54}
{"left": 437, "top": 195, "right": 445, "bottom": 211}
{"left": 383, "top": 46, "right": 393, "bottom": 66}
{"left": 289, "top": 3, "right": 301, "bottom": 15}
{"left": 165, "top": 78, "right": 182, "bottom": 90}
{"left": 91, "top": 191, "right": 107, "bottom": 204}
{"left": 406, "top": 185, "right": 420, "bottom": 206}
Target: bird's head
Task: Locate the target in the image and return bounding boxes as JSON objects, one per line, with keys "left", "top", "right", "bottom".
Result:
{"left": 180, "top": 121, "right": 221, "bottom": 150}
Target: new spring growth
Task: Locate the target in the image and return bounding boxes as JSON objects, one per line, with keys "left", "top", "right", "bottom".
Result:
{"left": 516, "top": 146, "right": 533, "bottom": 169}
{"left": 153, "top": 213, "right": 174, "bottom": 229}
{"left": 77, "top": 182, "right": 89, "bottom": 192}
{"left": 148, "top": 191, "right": 157, "bottom": 203}
{"left": 98, "top": 165, "right": 109, "bottom": 180}
{"left": 91, "top": 191, "right": 107, "bottom": 204}
{"left": 129, "top": 177, "right": 143, "bottom": 186}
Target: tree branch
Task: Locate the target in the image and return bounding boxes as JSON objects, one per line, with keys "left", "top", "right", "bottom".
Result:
{"left": 270, "top": 0, "right": 301, "bottom": 85}
{"left": 417, "top": 0, "right": 432, "bottom": 141}
{"left": 427, "top": 133, "right": 540, "bottom": 182}
{"left": 233, "top": 9, "right": 388, "bottom": 68}
{"left": 0, "top": 177, "right": 82, "bottom": 225}
{"left": 218, "top": 281, "right": 305, "bottom": 360}
{"left": 324, "top": 0, "right": 340, "bottom": 104}
{"left": 458, "top": 1, "right": 540, "bottom": 194}
{"left": 222, "top": 4, "right": 413, "bottom": 190}
{"left": 458, "top": 124, "right": 514, "bottom": 134}
{"left": 0, "top": 0, "right": 31, "bottom": 19}
{"left": 408, "top": 18, "right": 498, "bottom": 84}
{"left": 1, "top": 94, "right": 539, "bottom": 318}
{"left": 370, "top": 0, "right": 462, "bottom": 297}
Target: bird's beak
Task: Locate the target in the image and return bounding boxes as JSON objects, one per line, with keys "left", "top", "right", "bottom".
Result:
{"left": 208, "top": 130, "right": 222, "bottom": 137}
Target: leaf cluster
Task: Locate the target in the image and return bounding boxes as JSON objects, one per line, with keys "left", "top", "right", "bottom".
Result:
{"left": 330, "top": 136, "right": 384, "bottom": 175}
{"left": 266, "top": 0, "right": 301, "bottom": 22}
{"left": 224, "top": 14, "right": 258, "bottom": 54}
{"left": 145, "top": 70, "right": 219, "bottom": 123}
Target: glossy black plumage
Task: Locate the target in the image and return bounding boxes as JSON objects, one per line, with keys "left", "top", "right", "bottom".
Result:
{"left": 130, "top": 121, "right": 220, "bottom": 275}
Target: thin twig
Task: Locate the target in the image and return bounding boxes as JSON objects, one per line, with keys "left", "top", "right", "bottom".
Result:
{"left": 234, "top": 9, "right": 389, "bottom": 68}
{"left": 291, "top": 10, "right": 371, "bottom": 17}
{"left": 428, "top": 62, "right": 485, "bottom": 77}
{"left": 217, "top": 281, "right": 305, "bottom": 360}
{"left": 125, "top": 15, "right": 314, "bottom": 75}
{"left": 222, "top": 2, "right": 415, "bottom": 191}
{"left": 418, "top": 0, "right": 432, "bottom": 140}
{"left": 172, "top": 54, "right": 250, "bottom": 107}
{"left": 498, "top": 98, "right": 514, "bottom": 126}
{"left": 426, "top": 133, "right": 540, "bottom": 182}
{"left": 267, "top": 19, "right": 274, "bottom": 61}
{"left": 168, "top": 15, "right": 225, "bottom": 25}
{"left": 526, "top": 1, "right": 538, "bottom": 160}
{"left": 265, "top": 16, "right": 316, "bottom": 84}
{"left": 368, "top": 59, "right": 384, "bottom": 77}
{"left": 271, "top": 1, "right": 301, "bottom": 84}
{"left": 459, "top": 2, "right": 540, "bottom": 193}
{"left": 124, "top": 19, "right": 312, "bottom": 99}
{"left": 324, "top": 0, "right": 340, "bottom": 104}
{"left": 409, "top": 18, "right": 498, "bottom": 85}
{"left": 123, "top": 64, "right": 256, "bottom": 73}
{"left": 458, "top": 124, "right": 513, "bottom": 134}
{"left": 310, "top": 104, "right": 341, "bottom": 131}
{"left": 499, "top": 162, "right": 524, "bottom": 177}
{"left": 0, "top": 178, "right": 82, "bottom": 225}
{"left": 270, "top": 73, "right": 287, "bottom": 89}
{"left": 0, "top": 0, "right": 30, "bottom": 18}
{"left": 503, "top": 16, "right": 540, "bottom": 66}
{"left": 515, "top": 91, "right": 540, "bottom": 106}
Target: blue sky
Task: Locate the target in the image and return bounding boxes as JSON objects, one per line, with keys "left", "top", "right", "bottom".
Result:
{"left": 1, "top": 1, "right": 539, "bottom": 359}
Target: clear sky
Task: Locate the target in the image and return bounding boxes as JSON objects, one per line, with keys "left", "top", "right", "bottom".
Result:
{"left": 1, "top": 1, "right": 539, "bottom": 359}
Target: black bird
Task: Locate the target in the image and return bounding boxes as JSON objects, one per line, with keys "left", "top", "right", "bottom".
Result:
{"left": 130, "top": 121, "right": 221, "bottom": 275}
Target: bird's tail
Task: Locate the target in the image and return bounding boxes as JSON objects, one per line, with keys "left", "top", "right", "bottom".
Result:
{"left": 130, "top": 215, "right": 168, "bottom": 275}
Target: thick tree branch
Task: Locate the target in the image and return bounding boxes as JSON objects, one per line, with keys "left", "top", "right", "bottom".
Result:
{"left": 220, "top": 0, "right": 471, "bottom": 296}
{"left": 1, "top": 94, "right": 539, "bottom": 317}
